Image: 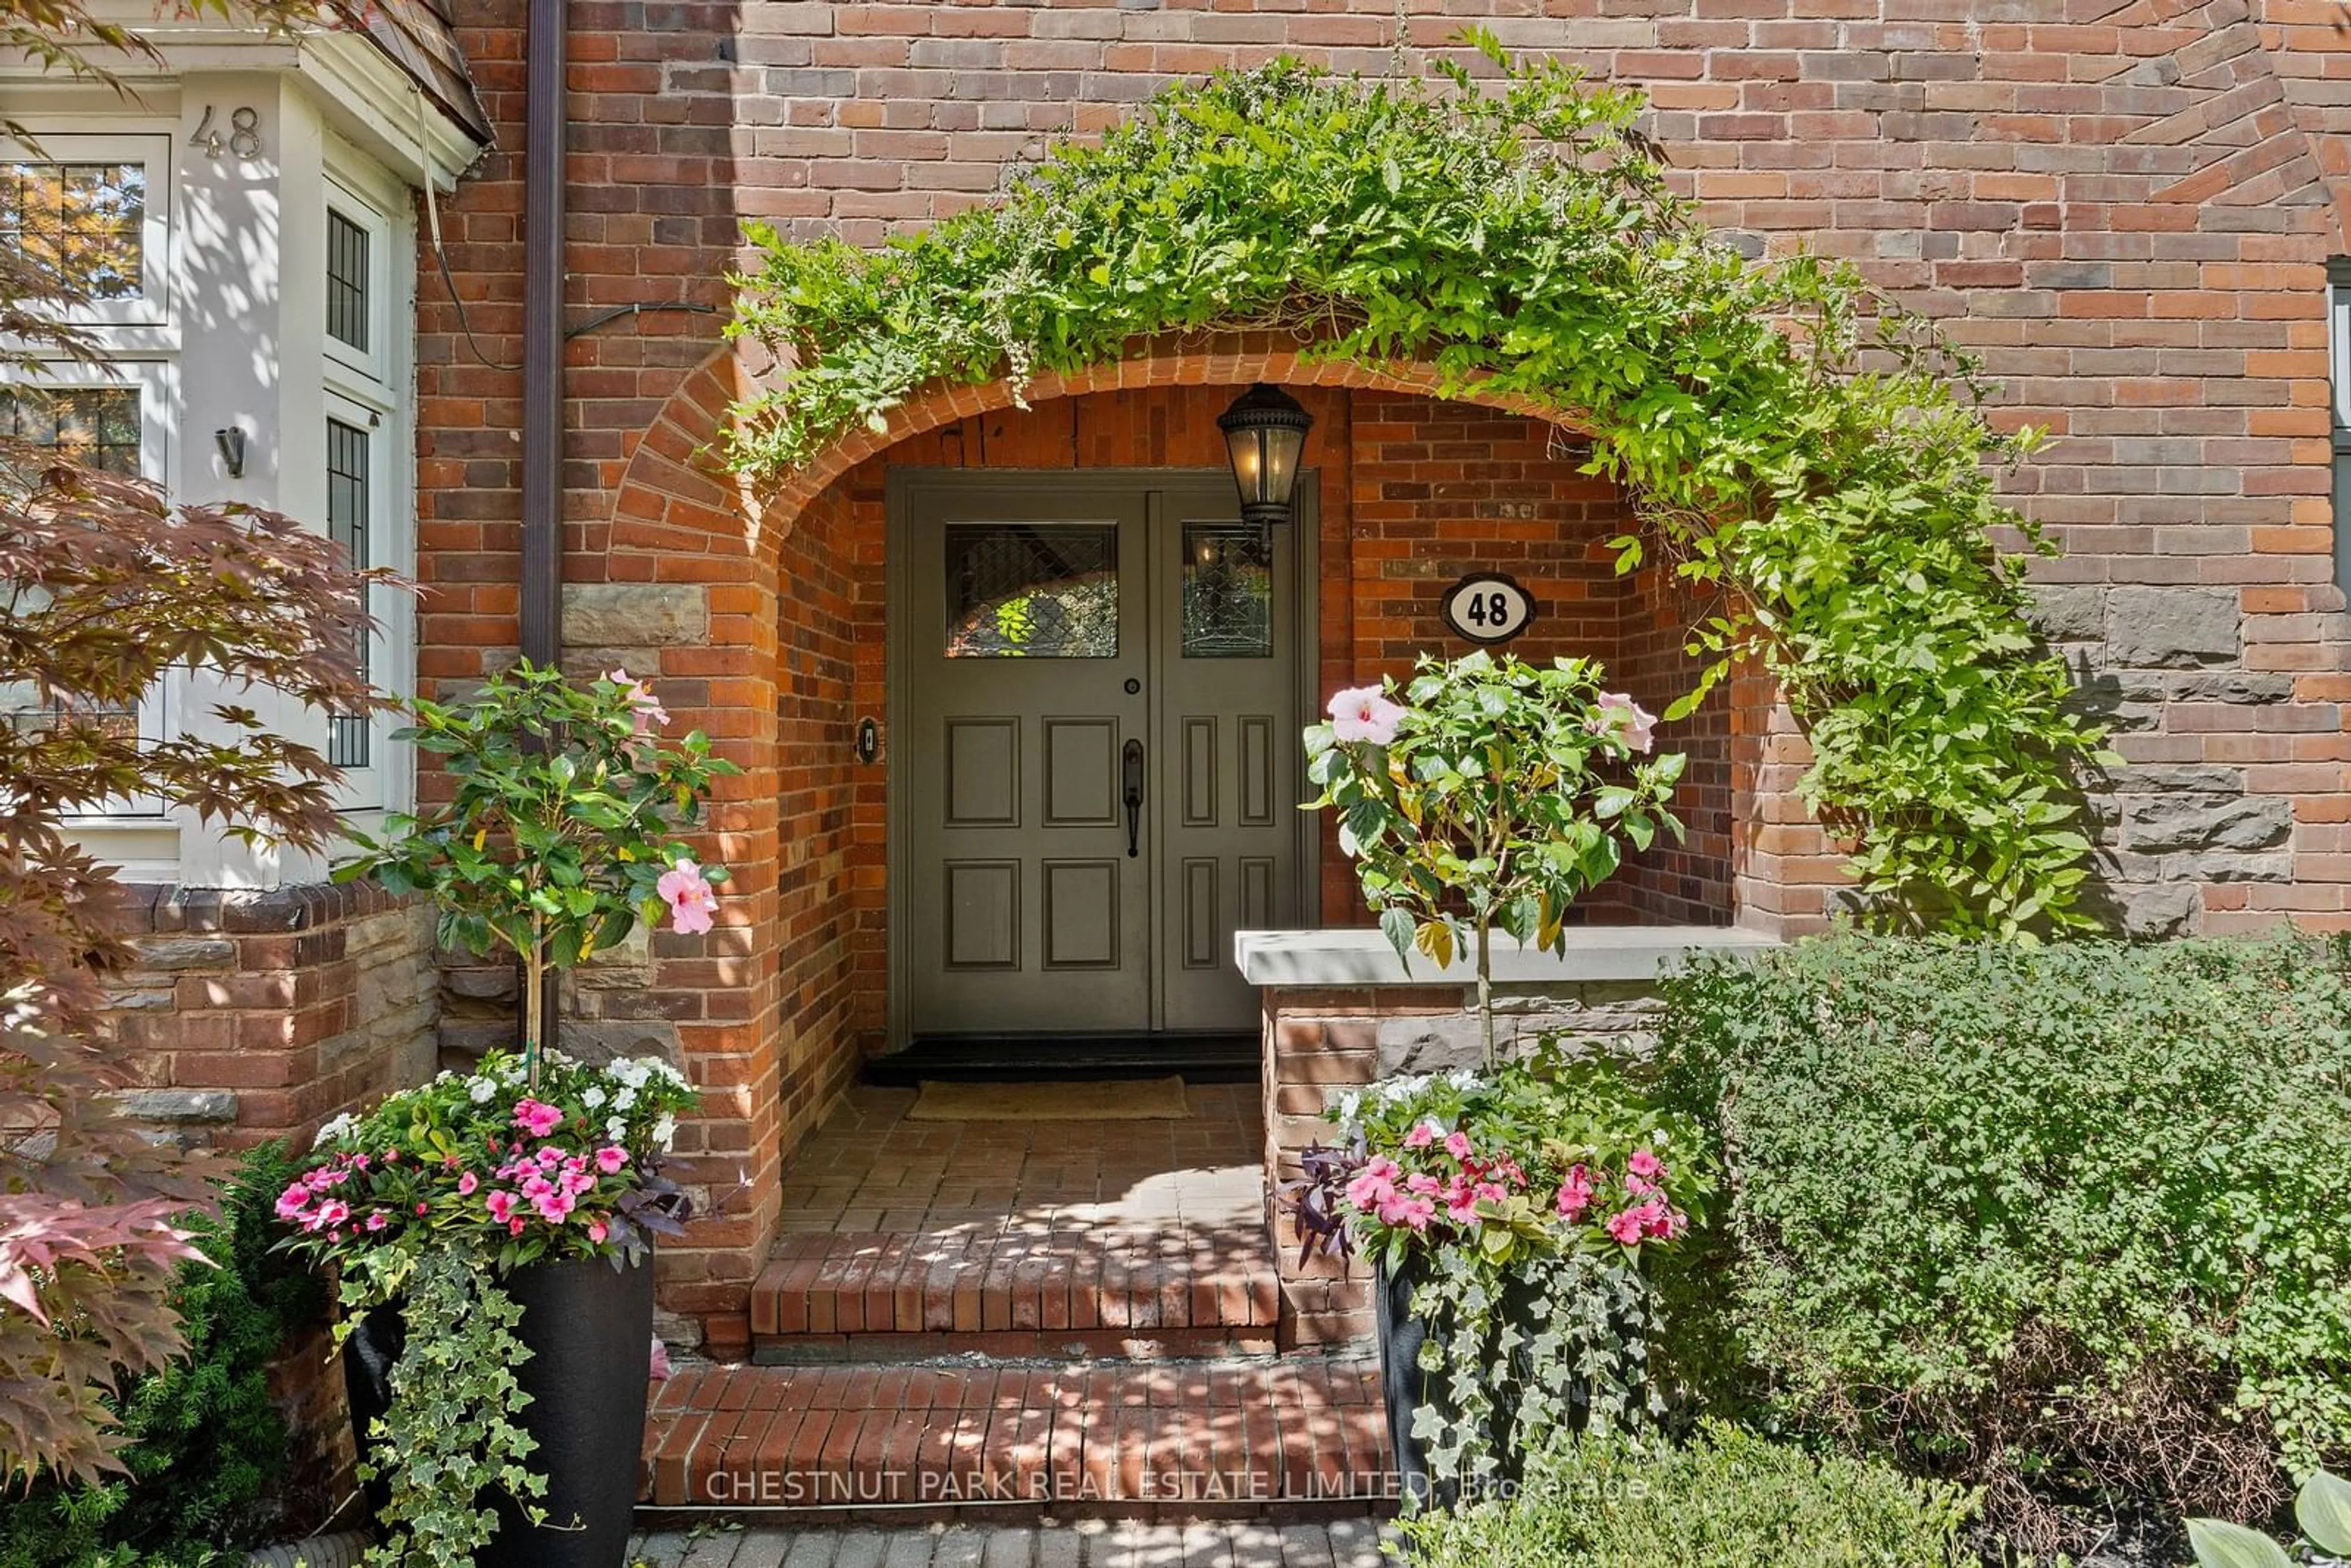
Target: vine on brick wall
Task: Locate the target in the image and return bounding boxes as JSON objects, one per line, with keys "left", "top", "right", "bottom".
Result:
{"left": 724, "top": 36, "right": 2115, "bottom": 935}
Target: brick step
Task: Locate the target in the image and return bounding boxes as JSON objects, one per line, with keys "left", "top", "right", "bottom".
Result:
{"left": 751, "top": 1229, "right": 1282, "bottom": 1363}
{"left": 639, "top": 1356, "right": 1395, "bottom": 1518}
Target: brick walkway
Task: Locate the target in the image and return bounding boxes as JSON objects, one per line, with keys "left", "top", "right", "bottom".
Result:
{"left": 629, "top": 1518, "right": 1393, "bottom": 1567}
{"left": 640, "top": 1359, "right": 1394, "bottom": 1513}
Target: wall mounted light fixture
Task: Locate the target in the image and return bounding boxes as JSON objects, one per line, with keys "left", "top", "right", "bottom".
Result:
{"left": 214, "top": 426, "right": 247, "bottom": 479}
{"left": 1217, "top": 383, "right": 1314, "bottom": 551}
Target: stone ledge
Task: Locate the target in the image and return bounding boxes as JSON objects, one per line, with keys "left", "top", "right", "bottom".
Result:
{"left": 1234, "top": 925, "right": 1780, "bottom": 988}
{"left": 114, "top": 880, "right": 419, "bottom": 936}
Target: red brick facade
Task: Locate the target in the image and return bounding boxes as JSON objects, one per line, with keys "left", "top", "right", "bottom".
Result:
{"left": 391, "top": 2, "right": 2351, "bottom": 1334}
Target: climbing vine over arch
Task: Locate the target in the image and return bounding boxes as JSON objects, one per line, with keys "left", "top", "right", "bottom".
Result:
{"left": 724, "top": 36, "right": 2113, "bottom": 936}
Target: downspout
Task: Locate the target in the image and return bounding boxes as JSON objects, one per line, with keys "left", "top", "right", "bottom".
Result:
{"left": 520, "top": 0, "right": 564, "bottom": 669}
{"left": 521, "top": 0, "right": 565, "bottom": 1054}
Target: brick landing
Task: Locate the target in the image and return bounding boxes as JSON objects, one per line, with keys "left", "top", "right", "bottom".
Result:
{"left": 754, "top": 1084, "right": 1281, "bottom": 1362}
{"left": 639, "top": 1357, "right": 1394, "bottom": 1515}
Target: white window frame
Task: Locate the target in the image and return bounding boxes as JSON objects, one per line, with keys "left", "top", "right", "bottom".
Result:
{"left": 322, "top": 177, "right": 391, "bottom": 387}
{"left": 0, "top": 359, "right": 181, "bottom": 864}
{"left": 0, "top": 132, "right": 174, "bottom": 332}
{"left": 319, "top": 143, "right": 415, "bottom": 830}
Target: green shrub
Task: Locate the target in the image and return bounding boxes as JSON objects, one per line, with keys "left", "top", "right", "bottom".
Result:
{"left": 1397, "top": 1420, "right": 1970, "bottom": 1568}
{"left": 1658, "top": 932, "right": 2351, "bottom": 1556}
{"left": 0, "top": 1142, "right": 325, "bottom": 1568}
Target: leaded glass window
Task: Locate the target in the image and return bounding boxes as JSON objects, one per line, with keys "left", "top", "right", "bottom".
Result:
{"left": 326, "top": 417, "right": 371, "bottom": 768}
{"left": 944, "top": 523, "right": 1119, "bottom": 658}
{"left": 1180, "top": 521, "right": 1273, "bottom": 659}
{"left": 0, "top": 160, "right": 145, "bottom": 301}
{"left": 327, "top": 208, "right": 370, "bottom": 352}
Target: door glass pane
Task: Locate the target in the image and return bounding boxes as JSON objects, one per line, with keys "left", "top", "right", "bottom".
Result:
{"left": 1180, "top": 521, "right": 1272, "bottom": 659}
{"left": 326, "top": 418, "right": 371, "bottom": 768}
{"left": 944, "top": 523, "right": 1119, "bottom": 658}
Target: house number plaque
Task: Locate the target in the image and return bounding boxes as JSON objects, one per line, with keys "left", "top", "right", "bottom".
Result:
{"left": 1440, "top": 572, "right": 1535, "bottom": 645}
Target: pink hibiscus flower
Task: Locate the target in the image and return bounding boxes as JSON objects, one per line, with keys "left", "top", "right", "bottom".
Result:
{"left": 1589, "top": 692, "right": 1657, "bottom": 754}
{"left": 606, "top": 668, "right": 670, "bottom": 733}
{"left": 1326, "top": 685, "right": 1408, "bottom": 746}
{"left": 658, "top": 858, "right": 720, "bottom": 936}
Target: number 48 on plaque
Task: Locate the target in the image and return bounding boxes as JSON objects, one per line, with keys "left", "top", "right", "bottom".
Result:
{"left": 1440, "top": 572, "right": 1535, "bottom": 646}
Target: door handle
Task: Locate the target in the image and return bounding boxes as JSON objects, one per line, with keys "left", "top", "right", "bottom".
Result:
{"left": 1122, "top": 738, "right": 1145, "bottom": 858}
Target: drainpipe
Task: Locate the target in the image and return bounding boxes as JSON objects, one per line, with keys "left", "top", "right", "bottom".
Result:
{"left": 520, "top": 0, "right": 564, "bottom": 669}
{"left": 520, "top": 0, "right": 564, "bottom": 1054}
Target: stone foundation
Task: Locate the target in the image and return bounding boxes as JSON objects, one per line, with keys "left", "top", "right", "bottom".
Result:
{"left": 1240, "top": 927, "right": 1775, "bottom": 1346}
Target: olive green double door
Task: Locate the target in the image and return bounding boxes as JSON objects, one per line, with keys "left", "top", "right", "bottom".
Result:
{"left": 891, "top": 470, "right": 1310, "bottom": 1041}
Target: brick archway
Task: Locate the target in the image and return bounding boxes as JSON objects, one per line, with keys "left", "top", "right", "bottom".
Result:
{"left": 597, "top": 336, "right": 1837, "bottom": 1349}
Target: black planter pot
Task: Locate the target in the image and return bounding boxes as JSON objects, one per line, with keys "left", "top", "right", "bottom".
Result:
{"left": 1378, "top": 1253, "right": 1584, "bottom": 1510}
{"left": 343, "top": 1252, "right": 656, "bottom": 1568}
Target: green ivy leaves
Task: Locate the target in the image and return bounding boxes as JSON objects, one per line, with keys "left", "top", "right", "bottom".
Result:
{"left": 727, "top": 42, "right": 2109, "bottom": 935}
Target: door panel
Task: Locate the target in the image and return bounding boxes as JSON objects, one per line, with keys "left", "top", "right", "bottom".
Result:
{"left": 898, "top": 473, "right": 1302, "bottom": 1040}
{"left": 1152, "top": 486, "right": 1302, "bottom": 1032}
{"left": 906, "top": 489, "right": 1152, "bottom": 1034}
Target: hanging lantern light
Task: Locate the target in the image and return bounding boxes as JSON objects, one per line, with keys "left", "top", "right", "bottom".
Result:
{"left": 1217, "top": 383, "right": 1314, "bottom": 549}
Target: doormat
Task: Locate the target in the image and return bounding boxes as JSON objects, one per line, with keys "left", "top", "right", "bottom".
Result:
{"left": 907, "top": 1076, "right": 1189, "bottom": 1122}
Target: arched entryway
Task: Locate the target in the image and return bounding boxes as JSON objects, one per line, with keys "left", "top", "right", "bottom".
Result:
{"left": 582, "top": 336, "right": 1830, "bottom": 1351}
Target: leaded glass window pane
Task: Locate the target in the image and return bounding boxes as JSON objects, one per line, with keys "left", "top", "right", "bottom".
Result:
{"left": 0, "top": 385, "right": 141, "bottom": 478}
{"left": 327, "top": 208, "right": 369, "bottom": 351}
{"left": 1180, "top": 521, "right": 1272, "bottom": 659}
{"left": 944, "top": 523, "right": 1119, "bottom": 658}
{"left": 0, "top": 160, "right": 145, "bottom": 299}
{"left": 326, "top": 417, "right": 371, "bottom": 768}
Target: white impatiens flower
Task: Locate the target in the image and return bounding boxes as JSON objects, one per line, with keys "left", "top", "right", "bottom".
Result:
{"left": 606, "top": 1116, "right": 628, "bottom": 1142}
{"left": 651, "top": 1112, "right": 677, "bottom": 1151}
{"left": 613, "top": 1087, "right": 637, "bottom": 1112}
{"left": 467, "top": 1076, "right": 497, "bottom": 1105}
{"left": 583, "top": 1086, "right": 608, "bottom": 1110}
{"left": 1447, "top": 1068, "right": 1482, "bottom": 1090}
{"left": 313, "top": 1112, "right": 359, "bottom": 1150}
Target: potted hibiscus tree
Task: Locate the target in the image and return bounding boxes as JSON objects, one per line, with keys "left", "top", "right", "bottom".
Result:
{"left": 1306, "top": 651, "right": 1683, "bottom": 1066}
{"left": 282, "top": 662, "right": 737, "bottom": 1568}
{"left": 1293, "top": 652, "right": 1698, "bottom": 1506}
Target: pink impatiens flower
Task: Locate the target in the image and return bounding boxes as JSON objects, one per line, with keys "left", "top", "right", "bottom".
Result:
{"left": 1605, "top": 1206, "right": 1648, "bottom": 1246}
{"left": 485, "top": 1190, "right": 520, "bottom": 1224}
{"left": 312, "top": 1199, "right": 350, "bottom": 1232}
{"left": 1344, "top": 1155, "right": 1402, "bottom": 1214}
{"left": 1442, "top": 1131, "right": 1473, "bottom": 1161}
{"left": 658, "top": 858, "right": 719, "bottom": 937}
{"left": 588, "top": 1218, "right": 610, "bottom": 1245}
{"left": 1403, "top": 1122, "right": 1436, "bottom": 1150}
{"left": 1589, "top": 692, "right": 1657, "bottom": 754}
{"left": 457, "top": 1171, "right": 479, "bottom": 1196}
{"left": 1327, "top": 685, "right": 1407, "bottom": 746}
{"left": 606, "top": 668, "right": 670, "bottom": 733}
{"left": 1556, "top": 1165, "right": 1595, "bottom": 1222}
{"left": 595, "top": 1146, "right": 628, "bottom": 1174}
{"left": 274, "top": 1182, "right": 312, "bottom": 1221}
{"left": 513, "top": 1099, "right": 564, "bottom": 1139}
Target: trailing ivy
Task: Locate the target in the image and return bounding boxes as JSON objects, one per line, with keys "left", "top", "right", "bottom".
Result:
{"left": 726, "top": 38, "right": 2113, "bottom": 933}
